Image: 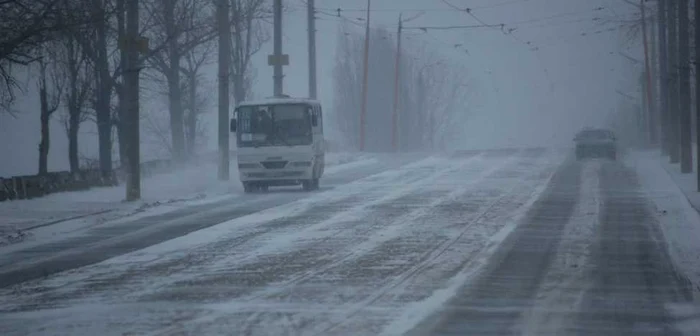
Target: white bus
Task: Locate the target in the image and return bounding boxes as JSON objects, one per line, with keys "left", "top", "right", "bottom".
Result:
{"left": 230, "top": 97, "right": 325, "bottom": 193}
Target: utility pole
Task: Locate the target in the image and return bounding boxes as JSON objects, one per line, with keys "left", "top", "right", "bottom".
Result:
{"left": 668, "top": 0, "right": 680, "bottom": 163}
{"left": 659, "top": 0, "right": 670, "bottom": 156}
{"left": 272, "top": 0, "right": 284, "bottom": 96}
{"left": 391, "top": 14, "right": 402, "bottom": 152}
{"left": 307, "top": 0, "right": 317, "bottom": 99}
{"left": 359, "top": 0, "right": 371, "bottom": 151}
{"left": 124, "top": 0, "right": 141, "bottom": 201}
{"left": 650, "top": 7, "right": 659, "bottom": 144}
{"left": 678, "top": 0, "right": 692, "bottom": 173}
{"left": 696, "top": 0, "right": 700, "bottom": 188}
{"left": 217, "top": 0, "right": 231, "bottom": 181}
{"left": 641, "top": 0, "right": 656, "bottom": 146}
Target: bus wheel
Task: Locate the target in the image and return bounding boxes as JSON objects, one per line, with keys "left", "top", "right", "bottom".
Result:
{"left": 243, "top": 182, "right": 254, "bottom": 193}
{"left": 302, "top": 180, "right": 313, "bottom": 191}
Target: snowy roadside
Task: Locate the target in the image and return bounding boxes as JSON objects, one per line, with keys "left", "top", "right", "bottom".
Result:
{"left": 627, "top": 150, "right": 700, "bottom": 297}
{"left": 0, "top": 152, "right": 374, "bottom": 247}
{"left": 0, "top": 149, "right": 565, "bottom": 335}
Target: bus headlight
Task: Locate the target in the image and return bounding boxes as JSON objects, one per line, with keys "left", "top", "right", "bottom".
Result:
{"left": 290, "top": 161, "right": 312, "bottom": 167}
{"left": 238, "top": 163, "right": 260, "bottom": 169}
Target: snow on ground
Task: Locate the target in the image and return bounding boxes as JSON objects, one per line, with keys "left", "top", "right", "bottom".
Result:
{"left": 0, "top": 152, "right": 374, "bottom": 246}
{"left": 521, "top": 160, "right": 601, "bottom": 335}
{"left": 0, "top": 149, "right": 567, "bottom": 335}
{"left": 627, "top": 150, "right": 700, "bottom": 297}
{"left": 383, "top": 155, "right": 561, "bottom": 336}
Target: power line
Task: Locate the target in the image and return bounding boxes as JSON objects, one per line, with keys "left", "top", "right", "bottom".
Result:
{"left": 293, "top": 0, "right": 539, "bottom": 13}
{"left": 441, "top": 0, "right": 536, "bottom": 49}
{"left": 506, "top": 7, "right": 605, "bottom": 26}
{"left": 404, "top": 24, "right": 503, "bottom": 30}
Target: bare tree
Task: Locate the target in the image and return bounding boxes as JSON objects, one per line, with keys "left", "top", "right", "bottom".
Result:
{"left": 181, "top": 38, "right": 215, "bottom": 156}
{"left": 332, "top": 25, "right": 365, "bottom": 150}
{"left": 60, "top": 32, "right": 93, "bottom": 174}
{"left": 333, "top": 23, "right": 472, "bottom": 152}
{"left": 0, "top": 0, "right": 66, "bottom": 112}
{"left": 64, "top": 0, "right": 119, "bottom": 179}
{"left": 230, "top": 0, "right": 269, "bottom": 104}
{"left": 37, "top": 50, "right": 63, "bottom": 175}
{"left": 145, "top": 0, "right": 216, "bottom": 163}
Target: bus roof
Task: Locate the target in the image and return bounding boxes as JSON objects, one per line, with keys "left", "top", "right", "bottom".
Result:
{"left": 237, "top": 97, "right": 321, "bottom": 107}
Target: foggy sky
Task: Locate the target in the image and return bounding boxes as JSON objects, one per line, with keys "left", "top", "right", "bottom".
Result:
{"left": 0, "top": 0, "right": 639, "bottom": 176}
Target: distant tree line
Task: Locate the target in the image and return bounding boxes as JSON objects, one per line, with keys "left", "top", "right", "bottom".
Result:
{"left": 332, "top": 23, "right": 471, "bottom": 152}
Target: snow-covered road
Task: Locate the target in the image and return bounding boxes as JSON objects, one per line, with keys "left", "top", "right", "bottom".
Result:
{"left": 1, "top": 148, "right": 699, "bottom": 335}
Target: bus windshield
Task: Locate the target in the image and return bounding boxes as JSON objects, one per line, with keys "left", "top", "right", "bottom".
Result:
{"left": 237, "top": 103, "right": 313, "bottom": 147}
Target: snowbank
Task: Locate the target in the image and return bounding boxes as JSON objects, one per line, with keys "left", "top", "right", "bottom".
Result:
{"left": 628, "top": 150, "right": 700, "bottom": 297}
{"left": 0, "top": 152, "right": 371, "bottom": 246}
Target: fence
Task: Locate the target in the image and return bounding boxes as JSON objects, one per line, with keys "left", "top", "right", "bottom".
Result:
{"left": 0, "top": 169, "right": 117, "bottom": 202}
{"left": 0, "top": 150, "right": 239, "bottom": 203}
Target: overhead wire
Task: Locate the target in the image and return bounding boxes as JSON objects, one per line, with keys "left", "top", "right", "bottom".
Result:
{"left": 295, "top": 0, "right": 626, "bottom": 86}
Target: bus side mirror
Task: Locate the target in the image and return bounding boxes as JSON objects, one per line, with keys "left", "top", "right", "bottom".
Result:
{"left": 230, "top": 119, "right": 237, "bottom": 132}
{"left": 311, "top": 114, "right": 318, "bottom": 127}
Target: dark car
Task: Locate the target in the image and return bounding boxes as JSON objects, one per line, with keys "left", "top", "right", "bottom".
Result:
{"left": 575, "top": 128, "right": 617, "bottom": 160}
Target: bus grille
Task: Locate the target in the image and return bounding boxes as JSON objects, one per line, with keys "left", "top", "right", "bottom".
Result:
{"left": 261, "top": 161, "right": 288, "bottom": 169}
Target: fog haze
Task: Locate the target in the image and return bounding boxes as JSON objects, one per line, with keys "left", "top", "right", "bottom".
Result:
{"left": 0, "top": 0, "right": 639, "bottom": 176}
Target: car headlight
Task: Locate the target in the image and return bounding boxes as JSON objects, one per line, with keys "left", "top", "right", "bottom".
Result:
{"left": 290, "top": 161, "right": 312, "bottom": 167}
{"left": 238, "top": 163, "right": 259, "bottom": 169}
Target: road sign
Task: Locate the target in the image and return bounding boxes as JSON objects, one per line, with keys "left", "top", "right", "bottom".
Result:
{"left": 268, "top": 54, "right": 289, "bottom": 66}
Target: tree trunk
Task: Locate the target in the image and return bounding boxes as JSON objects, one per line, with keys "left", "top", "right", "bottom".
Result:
{"left": 95, "top": 0, "right": 113, "bottom": 178}
{"left": 186, "top": 74, "right": 197, "bottom": 155}
{"left": 116, "top": 0, "right": 128, "bottom": 170}
{"left": 167, "top": 71, "right": 186, "bottom": 161}
{"left": 116, "top": 88, "right": 128, "bottom": 170}
{"left": 233, "top": 74, "right": 245, "bottom": 105}
{"left": 668, "top": 0, "right": 680, "bottom": 163}
{"left": 38, "top": 80, "right": 50, "bottom": 175}
{"left": 678, "top": 0, "right": 692, "bottom": 172}
{"left": 165, "top": 0, "right": 186, "bottom": 162}
{"left": 68, "top": 106, "right": 80, "bottom": 173}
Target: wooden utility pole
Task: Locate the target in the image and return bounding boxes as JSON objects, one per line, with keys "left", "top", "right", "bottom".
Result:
{"left": 273, "top": 0, "right": 284, "bottom": 96}
{"left": 391, "top": 14, "right": 402, "bottom": 152}
{"left": 641, "top": 0, "right": 656, "bottom": 145}
{"left": 668, "top": 0, "right": 680, "bottom": 163}
{"left": 659, "top": 0, "right": 670, "bottom": 156}
{"left": 678, "top": 0, "right": 692, "bottom": 173}
{"left": 124, "top": 0, "right": 141, "bottom": 201}
{"left": 695, "top": 0, "right": 700, "bottom": 188}
{"left": 267, "top": 0, "right": 288, "bottom": 97}
{"left": 217, "top": 0, "right": 231, "bottom": 181}
{"left": 650, "top": 6, "right": 659, "bottom": 144}
{"left": 307, "top": 0, "right": 317, "bottom": 99}
{"left": 359, "top": 0, "right": 371, "bottom": 151}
